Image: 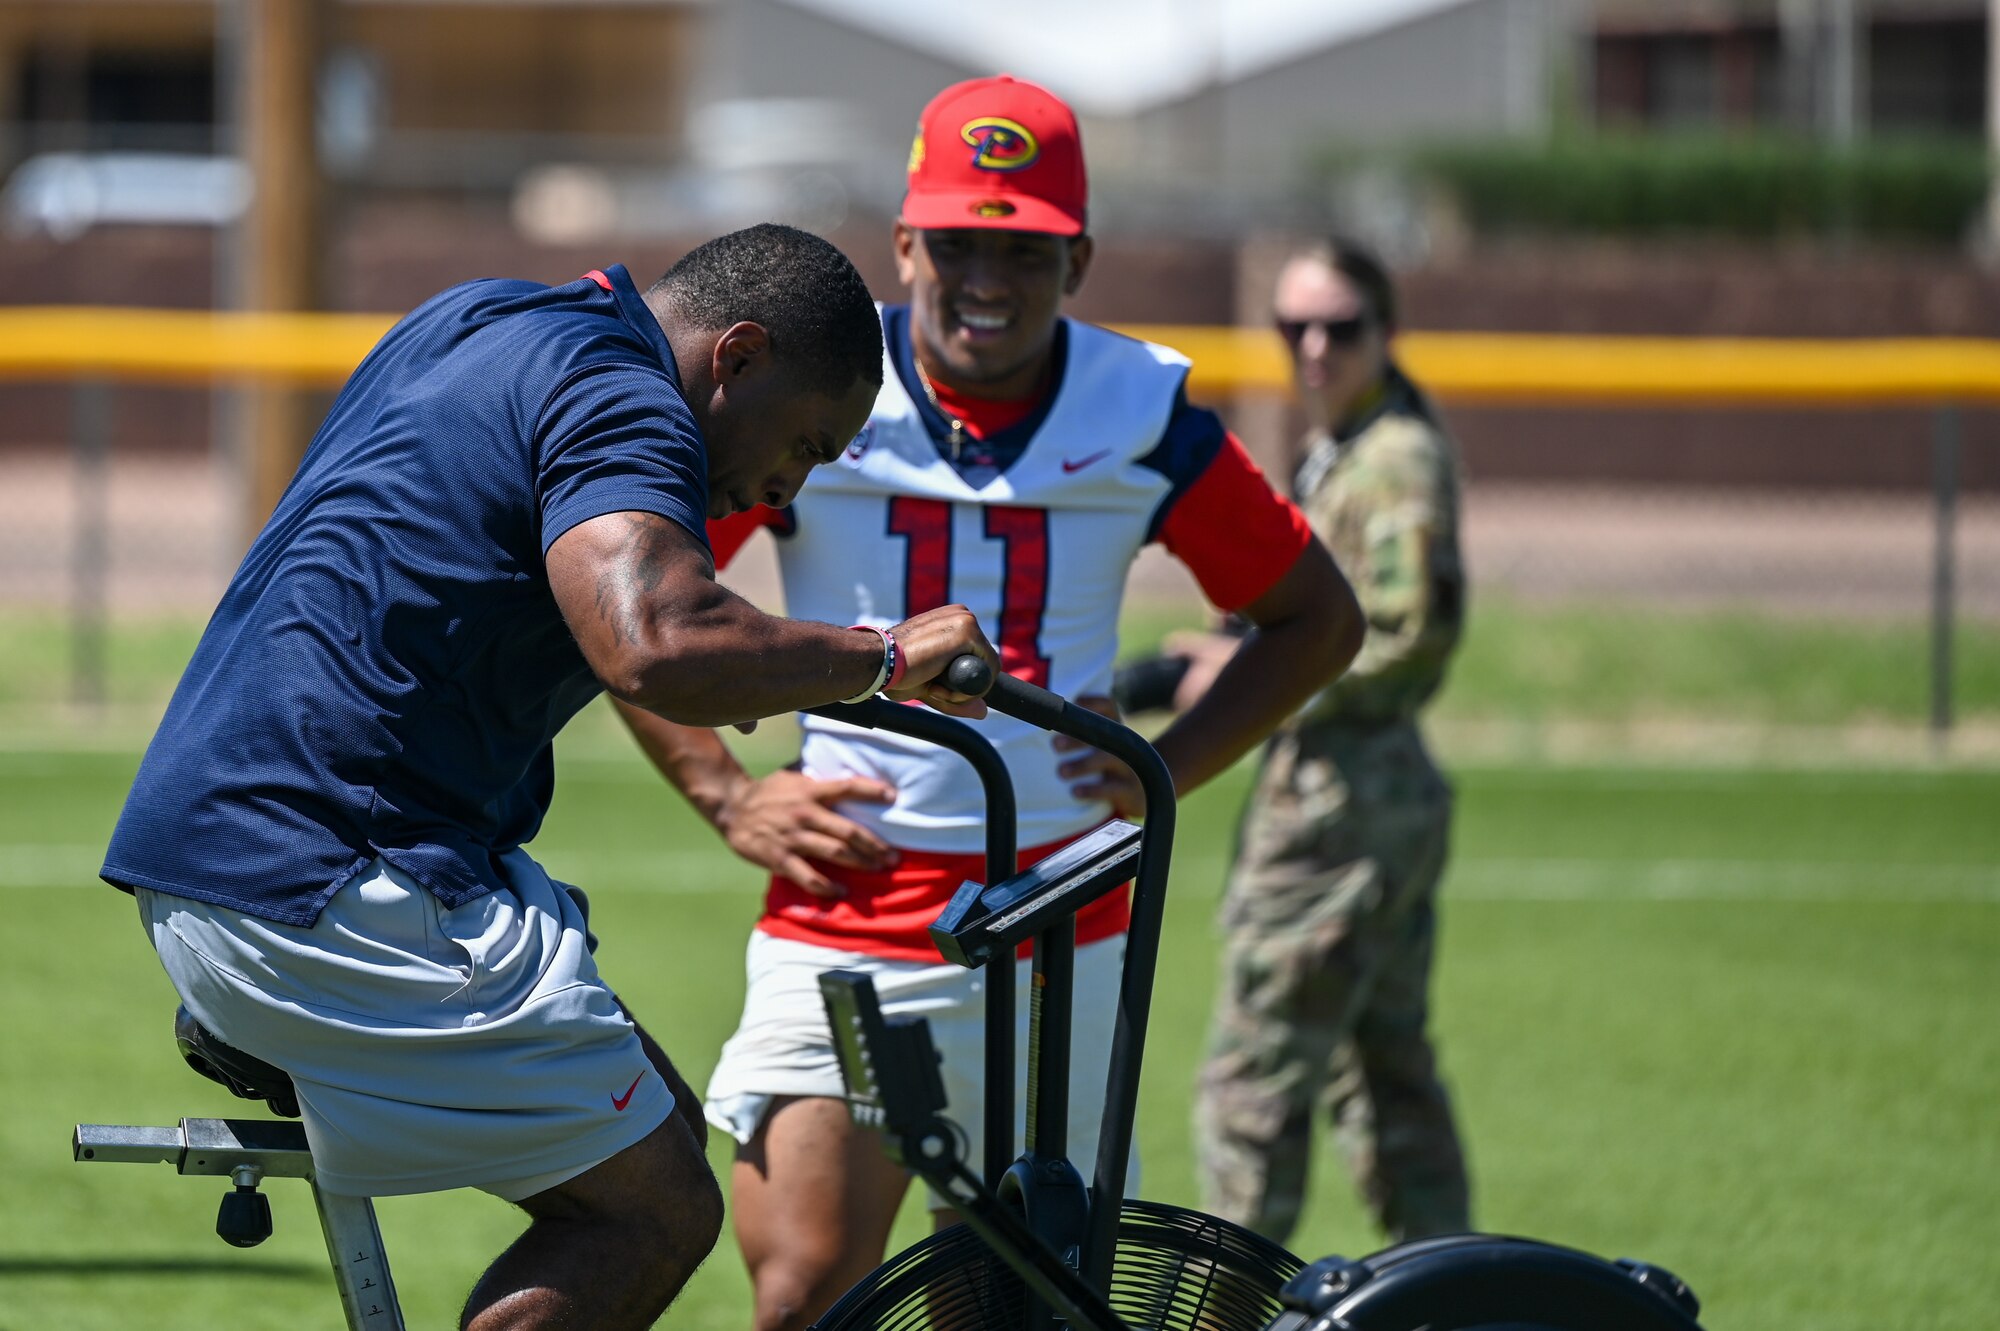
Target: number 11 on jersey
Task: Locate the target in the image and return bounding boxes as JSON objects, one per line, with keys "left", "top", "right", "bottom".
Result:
{"left": 888, "top": 496, "right": 1052, "bottom": 689}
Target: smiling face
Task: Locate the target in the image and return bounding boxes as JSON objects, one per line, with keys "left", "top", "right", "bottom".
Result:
{"left": 689, "top": 320, "right": 877, "bottom": 519}
{"left": 1273, "top": 254, "right": 1390, "bottom": 431}
{"left": 894, "top": 222, "right": 1093, "bottom": 400}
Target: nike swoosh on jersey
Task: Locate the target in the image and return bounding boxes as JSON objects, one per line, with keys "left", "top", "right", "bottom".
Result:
{"left": 611, "top": 1071, "right": 645, "bottom": 1111}
{"left": 1061, "top": 450, "right": 1112, "bottom": 473}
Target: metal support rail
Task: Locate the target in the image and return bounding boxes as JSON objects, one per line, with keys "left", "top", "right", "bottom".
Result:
{"left": 939, "top": 659, "right": 1180, "bottom": 1298}
{"left": 74, "top": 1118, "right": 405, "bottom": 1330}
{"left": 805, "top": 697, "right": 1021, "bottom": 1187}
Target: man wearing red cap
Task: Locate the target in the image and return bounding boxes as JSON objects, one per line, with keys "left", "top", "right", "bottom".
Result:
{"left": 619, "top": 76, "right": 1363, "bottom": 1331}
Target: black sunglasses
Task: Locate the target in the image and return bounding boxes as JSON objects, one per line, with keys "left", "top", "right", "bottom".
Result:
{"left": 1275, "top": 316, "right": 1371, "bottom": 349}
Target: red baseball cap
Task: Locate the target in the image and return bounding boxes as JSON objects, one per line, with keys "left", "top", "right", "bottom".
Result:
{"left": 901, "top": 74, "right": 1087, "bottom": 237}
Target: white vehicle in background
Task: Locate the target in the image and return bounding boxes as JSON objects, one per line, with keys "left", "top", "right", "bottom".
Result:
{"left": 1, "top": 152, "right": 250, "bottom": 242}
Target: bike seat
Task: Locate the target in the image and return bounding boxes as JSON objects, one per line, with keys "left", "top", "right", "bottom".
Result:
{"left": 174, "top": 1006, "right": 301, "bottom": 1120}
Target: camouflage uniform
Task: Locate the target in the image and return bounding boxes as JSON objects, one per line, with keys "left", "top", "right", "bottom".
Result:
{"left": 1195, "top": 367, "right": 1470, "bottom": 1246}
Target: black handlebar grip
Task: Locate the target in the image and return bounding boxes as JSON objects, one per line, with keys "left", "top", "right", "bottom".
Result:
{"left": 945, "top": 655, "right": 995, "bottom": 697}
{"left": 943, "top": 655, "right": 1071, "bottom": 731}
{"left": 985, "top": 671, "right": 1071, "bottom": 732}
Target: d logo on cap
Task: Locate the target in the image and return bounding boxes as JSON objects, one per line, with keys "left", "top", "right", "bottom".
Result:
{"left": 961, "top": 117, "right": 1040, "bottom": 172}
{"left": 902, "top": 75, "right": 1086, "bottom": 236}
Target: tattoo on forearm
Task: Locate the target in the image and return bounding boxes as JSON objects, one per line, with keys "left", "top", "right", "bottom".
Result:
{"left": 591, "top": 512, "right": 698, "bottom": 647}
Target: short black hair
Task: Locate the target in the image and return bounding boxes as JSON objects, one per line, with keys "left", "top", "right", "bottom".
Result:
{"left": 649, "top": 224, "right": 883, "bottom": 398}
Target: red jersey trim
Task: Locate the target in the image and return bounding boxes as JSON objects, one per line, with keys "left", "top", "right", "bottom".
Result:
{"left": 756, "top": 831, "right": 1131, "bottom": 962}
{"left": 705, "top": 506, "right": 786, "bottom": 571}
{"left": 1160, "top": 431, "right": 1314, "bottom": 612}
{"left": 924, "top": 372, "right": 1044, "bottom": 440}
{"left": 584, "top": 269, "right": 614, "bottom": 292}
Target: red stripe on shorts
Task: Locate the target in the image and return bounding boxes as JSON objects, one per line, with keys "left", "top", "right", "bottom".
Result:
{"left": 756, "top": 829, "right": 1130, "bottom": 962}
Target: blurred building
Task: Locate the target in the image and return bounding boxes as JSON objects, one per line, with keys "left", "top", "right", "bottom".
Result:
{"left": 0, "top": 0, "right": 700, "bottom": 207}
{"left": 1, "top": 0, "right": 1995, "bottom": 493}
{"left": 1589, "top": 0, "right": 1987, "bottom": 138}
{"left": 694, "top": 0, "right": 1560, "bottom": 233}
{"left": 0, "top": 0, "right": 1567, "bottom": 248}
{"left": 0, "top": 0, "right": 1582, "bottom": 343}
{"left": 3, "top": 0, "right": 1991, "bottom": 246}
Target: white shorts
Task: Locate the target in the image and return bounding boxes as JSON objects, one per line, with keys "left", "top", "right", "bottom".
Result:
{"left": 704, "top": 931, "right": 1133, "bottom": 1208}
{"left": 138, "top": 852, "right": 673, "bottom": 1201}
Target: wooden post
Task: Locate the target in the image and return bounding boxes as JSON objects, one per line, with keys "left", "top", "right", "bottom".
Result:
{"left": 239, "top": 0, "right": 326, "bottom": 531}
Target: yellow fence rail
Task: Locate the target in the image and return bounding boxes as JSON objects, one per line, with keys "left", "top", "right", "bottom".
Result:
{"left": 5, "top": 304, "right": 1975, "bottom": 730}
{"left": 1130, "top": 326, "right": 2000, "bottom": 405}
{"left": 6, "top": 306, "right": 2000, "bottom": 404}
{"left": 0, "top": 307, "right": 395, "bottom": 388}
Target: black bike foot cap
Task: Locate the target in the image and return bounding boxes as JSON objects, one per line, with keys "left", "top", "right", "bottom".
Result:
{"left": 217, "top": 1186, "right": 274, "bottom": 1248}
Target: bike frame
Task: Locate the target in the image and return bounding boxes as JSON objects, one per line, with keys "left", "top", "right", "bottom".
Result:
{"left": 70, "top": 666, "right": 1170, "bottom": 1331}
{"left": 812, "top": 660, "right": 1180, "bottom": 1319}
{"left": 804, "top": 696, "right": 1022, "bottom": 1187}
{"left": 72, "top": 1118, "right": 404, "bottom": 1330}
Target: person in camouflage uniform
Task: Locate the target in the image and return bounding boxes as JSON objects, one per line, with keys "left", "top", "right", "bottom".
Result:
{"left": 1183, "top": 239, "right": 1470, "bottom": 1246}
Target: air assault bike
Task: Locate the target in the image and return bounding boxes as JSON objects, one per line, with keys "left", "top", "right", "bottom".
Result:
{"left": 805, "top": 656, "right": 1709, "bottom": 1331}
{"left": 71, "top": 656, "right": 1708, "bottom": 1331}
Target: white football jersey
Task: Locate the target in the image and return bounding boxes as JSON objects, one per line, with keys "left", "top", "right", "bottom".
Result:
{"left": 776, "top": 313, "right": 1195, "bottom": 853}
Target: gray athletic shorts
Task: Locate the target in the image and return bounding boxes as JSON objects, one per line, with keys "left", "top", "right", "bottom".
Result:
{"left": 138, "top": 851, "right": 672, "bottom": 1200}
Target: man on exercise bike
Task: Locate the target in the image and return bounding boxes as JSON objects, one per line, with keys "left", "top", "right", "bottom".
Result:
{"left": 100, "top": 225, "right": 998, "bottom": 1331}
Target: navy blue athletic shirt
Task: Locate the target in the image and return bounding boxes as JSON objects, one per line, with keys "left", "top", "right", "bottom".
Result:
{"left": 103, "top": 264, "right": 709, "bottom": 926}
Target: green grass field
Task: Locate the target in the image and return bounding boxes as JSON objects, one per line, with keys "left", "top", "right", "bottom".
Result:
{"left": 4, "top": 705, "right": 1997, "bottom": 1331}
{"left": 6, "top": 598, "right": 2000, "bottom": 730}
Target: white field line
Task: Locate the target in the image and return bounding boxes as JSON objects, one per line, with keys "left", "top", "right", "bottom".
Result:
{"left": 14, "top": 843, "right": 1998, "bottom": 902}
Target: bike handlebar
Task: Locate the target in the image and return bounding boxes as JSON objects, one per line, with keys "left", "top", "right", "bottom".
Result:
{"left": 945, "top": 654, "right": 995, "bottom": 696}
{"left": 946, "top": 654, "right": 1065, "bottom": 733}
{"left": 937, "top": 652, "right": 1174, "bottom": 1292}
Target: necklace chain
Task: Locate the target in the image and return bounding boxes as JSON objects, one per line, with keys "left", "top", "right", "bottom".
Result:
{"left": 913, "top": 358, "right": 967, "bottom": 460}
